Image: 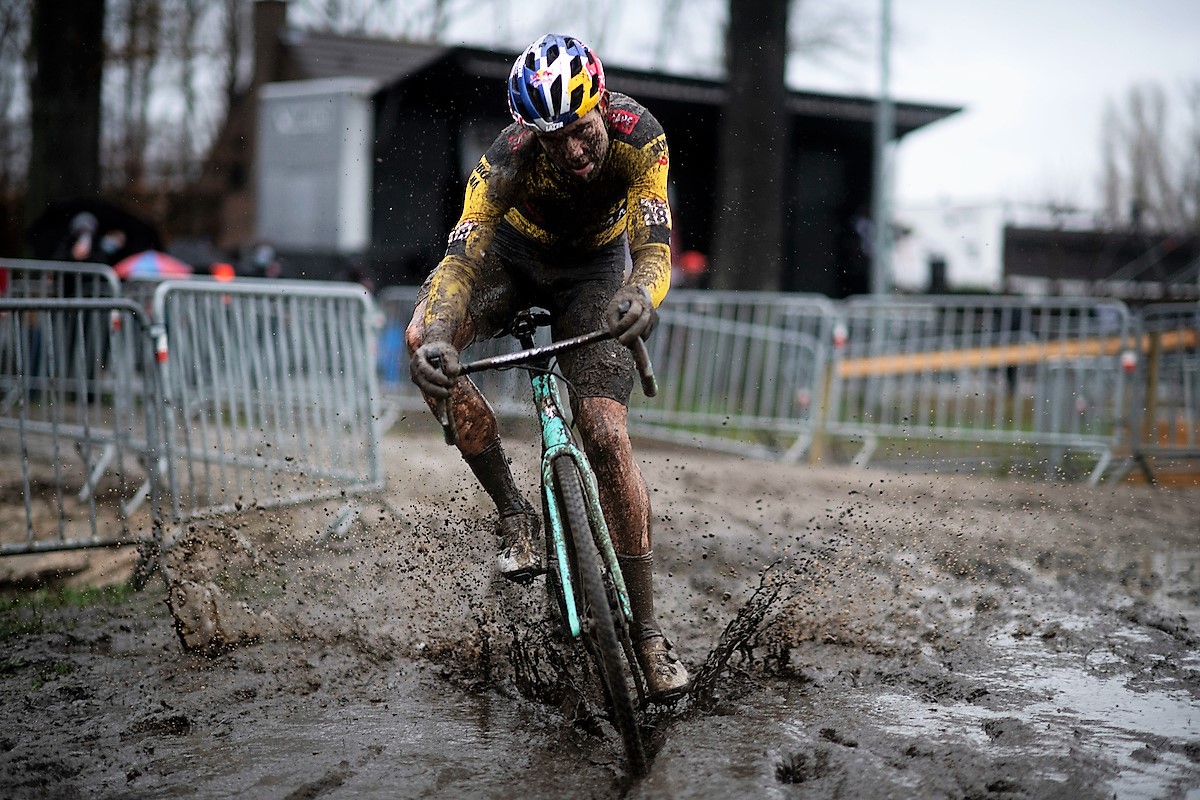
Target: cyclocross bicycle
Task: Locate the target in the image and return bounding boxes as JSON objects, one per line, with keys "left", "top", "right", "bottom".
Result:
{"left": 434, "top": 308, "right": 659, "bottom": 778}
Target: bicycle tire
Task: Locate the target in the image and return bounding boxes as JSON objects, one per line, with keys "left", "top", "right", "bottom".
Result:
{"left": 552, "top": 456, "right": 648, "bottom": 777}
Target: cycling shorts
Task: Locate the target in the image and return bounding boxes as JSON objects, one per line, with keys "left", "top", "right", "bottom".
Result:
{"left": 418, "top": 220, "right": 636, "bottom": 407}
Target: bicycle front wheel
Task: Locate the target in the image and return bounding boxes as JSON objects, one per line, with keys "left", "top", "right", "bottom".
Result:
{"left": 552, "top": 456, "right": 647, "bottom": 777}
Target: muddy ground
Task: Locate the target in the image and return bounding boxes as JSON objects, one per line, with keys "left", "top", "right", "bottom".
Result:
{"left": 1, "top": 421, "right": 1198, "bottom": 799}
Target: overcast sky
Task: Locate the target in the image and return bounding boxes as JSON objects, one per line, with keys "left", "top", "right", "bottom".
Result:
{"left": 439, "top": 0, "right": 1200, "bottom": 214}
{"left": 840, "top": 0, "right": 1200, "bottom": 211}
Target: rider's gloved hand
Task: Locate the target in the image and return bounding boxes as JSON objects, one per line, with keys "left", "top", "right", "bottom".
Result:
{"left": 606, "top": 285, "right": 658, "bottom": 347}
{"left": 410, "top": 341, "right": 460, "bottom": 399}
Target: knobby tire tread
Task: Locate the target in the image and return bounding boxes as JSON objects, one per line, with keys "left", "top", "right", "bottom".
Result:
{"left": 552, "top": 457, "right": 647, "bottom": 777}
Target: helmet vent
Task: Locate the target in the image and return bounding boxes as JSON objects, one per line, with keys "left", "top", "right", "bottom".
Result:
{"left": 530, "top": 85, "right": 551, "bottom": 121}
{"left": 508, "top": 34, "right": 605, "bottom": 131}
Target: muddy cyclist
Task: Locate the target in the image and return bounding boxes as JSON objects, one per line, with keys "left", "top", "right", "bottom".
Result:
{"left": 407, "top": 33, "right": 689, "bottom": 702}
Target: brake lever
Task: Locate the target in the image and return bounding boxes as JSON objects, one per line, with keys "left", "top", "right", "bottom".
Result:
{"left": 616, "top": 299, "right": 658, "bottom": 398}
{"left": 427, "top": 352, "right": 458, "bottom": 446}
{"left": 631, "top": 338, "right": 658, "bottom": 398}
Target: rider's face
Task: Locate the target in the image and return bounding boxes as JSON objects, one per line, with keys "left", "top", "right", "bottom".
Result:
{"left": 535, "top": 107, "right": 610, "bottom": 182}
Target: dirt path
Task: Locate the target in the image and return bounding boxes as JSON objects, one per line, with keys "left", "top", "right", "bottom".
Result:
{"left": 2, "top": 425, "right": 1198, "bottom": 798}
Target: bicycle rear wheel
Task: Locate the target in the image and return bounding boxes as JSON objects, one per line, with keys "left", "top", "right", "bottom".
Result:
{"left": 552, "top": 456, "right": 647, "bottom": 777}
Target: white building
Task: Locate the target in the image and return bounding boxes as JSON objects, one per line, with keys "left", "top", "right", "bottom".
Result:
{"left": 892, "top": 201, "right": 1098, "bottom": 294}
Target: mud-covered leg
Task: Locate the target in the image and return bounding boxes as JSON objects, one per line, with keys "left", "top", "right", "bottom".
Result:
{"left": 406, "top": 301, "right": 542, "bottom": 583}
{"left": 577, "top": 396, "right": 690, "bottom": 701}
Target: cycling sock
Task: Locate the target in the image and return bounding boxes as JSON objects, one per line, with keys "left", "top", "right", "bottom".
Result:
{"left": 617, "top": 552, "right": 661, "bottom": 639}
{"left": 464, "top": 439, "right": 532, "bottom": 519}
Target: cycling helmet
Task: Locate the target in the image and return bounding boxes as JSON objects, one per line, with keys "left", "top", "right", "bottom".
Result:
{"left": 507, "top": 34, "right": 605, "bottom": 132}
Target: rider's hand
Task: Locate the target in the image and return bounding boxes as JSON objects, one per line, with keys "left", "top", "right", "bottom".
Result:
{"left": 410, "top": 341, "right": 460, "bottom": 399}
{"left": 606, "top": 285, "right": 658, "bottom": 347}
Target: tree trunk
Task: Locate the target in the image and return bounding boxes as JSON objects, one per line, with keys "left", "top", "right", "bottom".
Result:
{"left": 25, "top": 0, "right": 105, "bottom": 223}
{"left": 709, "top": 0, "right": 790, "bottom": 291}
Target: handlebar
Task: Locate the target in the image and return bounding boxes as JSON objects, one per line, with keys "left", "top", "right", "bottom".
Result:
{"left": 432, "top": 326, "right": 658, "bottom": 447}
{"left": 458, "top": 328, "right": 658, "bottom": 399}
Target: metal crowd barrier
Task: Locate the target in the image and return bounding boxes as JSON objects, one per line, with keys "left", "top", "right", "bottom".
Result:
{"left": 1128, "top": 302, "right": 1200, "bottom": 482}
{"left": 1, "top": 259, "right": 128, "bottom": 423}
{"left": 0, "top": 298, "right": 164, "bottom": 554}
{"left": 1, "top": 258, "right": 121, "bottom": 300}
{"left": 376, "top": 284, "right": 548, "bottom": 418}
{"left": 376, "top": 287, "right": 1145, "bottom": 482}
{"left": 151, "top": 279, "right": 385, "bottom": 522}
{"left": 8, "top": 273, "right": 1186, "bottom": 563}
{"left": 635, "top": 291, "right": 838, "bottom": 460}
{"left": 376, "top": 287, "right": 839, "bottom": 462}
{"left": 829, "top": 296, "right": 1133, "bottom": 483}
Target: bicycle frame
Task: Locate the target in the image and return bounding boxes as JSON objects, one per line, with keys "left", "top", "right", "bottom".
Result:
{"left": 431, "top": 313, "right": 657, "bottom": 772}
{"left": 437, "top": 315, "right": 657, "bottom": 640}
{"left": 528, "top": 361, "right": 635, "bottom": 639}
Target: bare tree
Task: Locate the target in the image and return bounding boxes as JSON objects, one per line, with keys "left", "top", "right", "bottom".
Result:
{"left": 0, "top": 1, "right": 27, "bottom": 186}
{"left": 174, "top": 0, "right": 203, "bottom": 184}
{"left": 221, "top": 0, "right": 244, "bottom": 106}
{"left": 0, "top": 0, "right": 28, "bottom": 253}
{"left": 1100, "top": 80, "right": 1200, "bottom": 233}
{"left": 106, "top": 0, "right": 162, "bottom": 190}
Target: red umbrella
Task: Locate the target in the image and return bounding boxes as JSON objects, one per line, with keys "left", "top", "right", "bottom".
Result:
{"left": 113, "top": 250, "right": 194, "bottom": 280}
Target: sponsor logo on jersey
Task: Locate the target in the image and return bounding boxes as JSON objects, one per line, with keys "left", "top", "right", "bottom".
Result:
{"left": 639, "top": 198, "right": 670, "bottom": 228}
{"left": 648, "top": 137, "right": 668, "bottom": 166}
{"left": 608, "top": 108, "right": 641, "bottom": 135}
{"left": 599, "top": 205, "right": 628, "bottom": 230}
{"left": 508, "top": 129, "right": 531, "bottom": 152}
{"left": 448, "top": 220, "right": 476, "bottom": 245}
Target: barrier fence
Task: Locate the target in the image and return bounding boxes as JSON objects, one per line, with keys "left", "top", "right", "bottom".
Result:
{"left": 0, "top": 259, "right": 121, "bottom": 300}
{"left": 0, "top": 298, "right": 164, "bottom": 554}
{"left": 376, "top": 288, "right": 1191, "bottom": 485}
{"left": 635, "top": 291, "right": 838, "bottom": 460}
{"left": 829, "top": 296, "right": 1134, "bottom": 482}
{"left": 151, "top": 279, "right": 385, "bottom": 523}
{"left": 1128, "top": 302, "right": 1200, "bottom": 482}
{"left": 376, "top": 285, "right": 544, "bottom": 417}
{"left": 376, "top": 287, "right": 841, "bottom": 461}
{"left": 1, "top": 258, "right": 387, "bottom": 559}
{"left": 1, "top": 255, "right": 1196, "bottom": 560}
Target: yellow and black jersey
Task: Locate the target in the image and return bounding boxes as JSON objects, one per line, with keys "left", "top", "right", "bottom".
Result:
{"left": 425, "top": 92, "right": 672, "bottom": 334}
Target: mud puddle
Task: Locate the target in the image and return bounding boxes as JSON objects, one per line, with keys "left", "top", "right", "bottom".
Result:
{"left": 2, "top": 431, "right": 1199, "bottom": 798}
{"left": 123, "top": 670, "right": 622, "bottom": 799}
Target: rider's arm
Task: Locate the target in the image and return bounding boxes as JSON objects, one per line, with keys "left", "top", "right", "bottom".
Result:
{"left": 624, "top": 132, "right": 673, "bottom": 308}
{"left": 423, "top": 147, "right": 516, "bottom": 342}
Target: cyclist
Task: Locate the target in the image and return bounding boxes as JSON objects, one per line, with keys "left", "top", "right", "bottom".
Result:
{"left": 407, "top": 33, "right": 689, "bottom": 701}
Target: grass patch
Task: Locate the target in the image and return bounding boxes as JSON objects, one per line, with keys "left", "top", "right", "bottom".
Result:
{"left": 1, "top": 582, "right": 136, "bottom": 611}
{"left": 0, "top": 582, "right": 136, "bottom": 642}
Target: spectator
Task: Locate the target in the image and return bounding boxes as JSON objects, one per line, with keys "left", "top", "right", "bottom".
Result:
{"left": 252, "top": 242, "right": 282, "bottom": 278}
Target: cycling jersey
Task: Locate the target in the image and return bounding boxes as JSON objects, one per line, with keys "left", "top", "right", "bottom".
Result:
{"left": 424, "top": 92, "right": 672, "bottom": 339}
